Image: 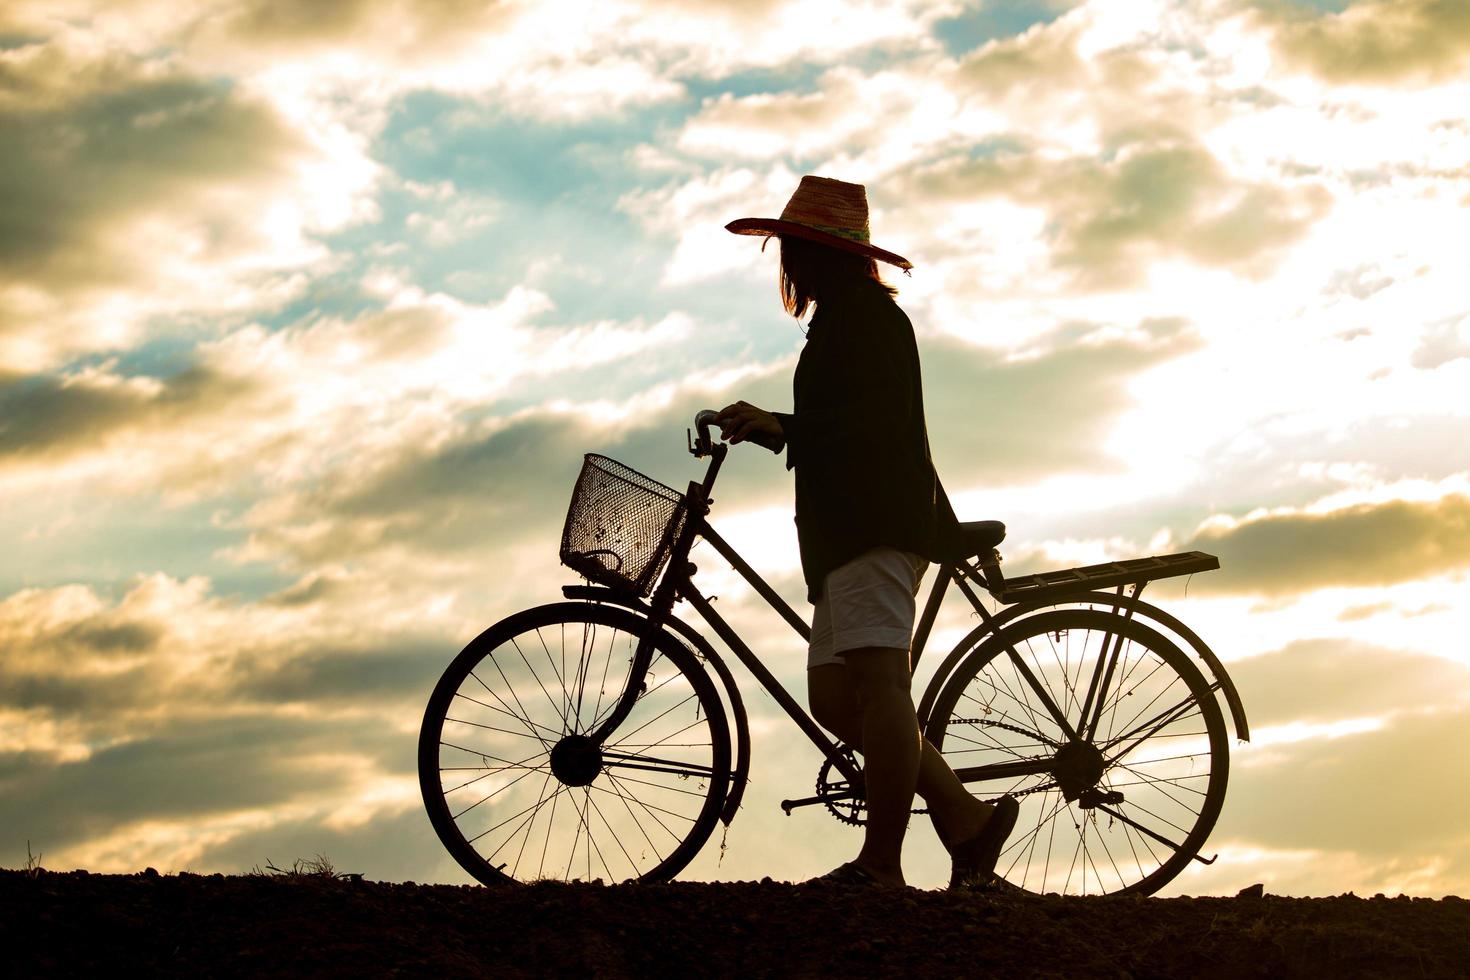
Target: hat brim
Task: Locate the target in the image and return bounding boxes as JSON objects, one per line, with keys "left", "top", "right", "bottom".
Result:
{"left": 725, "top": 218, "right": 913, "bottom": 271}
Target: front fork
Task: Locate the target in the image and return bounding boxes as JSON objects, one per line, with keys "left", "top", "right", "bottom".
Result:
{"left": 587, "top": 626, "right": 662, "bottom": 743}
{"left": 586, "top": 467, "right": 716, "bottom": 746}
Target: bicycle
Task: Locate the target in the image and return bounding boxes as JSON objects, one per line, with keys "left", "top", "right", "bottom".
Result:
{"left": 418, "top": 410, "right": 1251, "bottom": 895}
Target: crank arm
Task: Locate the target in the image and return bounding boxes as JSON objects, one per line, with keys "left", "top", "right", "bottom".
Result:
{"left": 1095, "top": 802, "right": 1218, "bottom": 865}
{"left": 780, "top": 789, "right": 860, "bottom": 814}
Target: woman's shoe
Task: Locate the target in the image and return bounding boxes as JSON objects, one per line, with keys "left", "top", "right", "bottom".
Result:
{"left": 812, "top": 862, "right": 884, "bottom": 886}
{"left": 948, "top": 795, "right": 1019, "bottom": 890}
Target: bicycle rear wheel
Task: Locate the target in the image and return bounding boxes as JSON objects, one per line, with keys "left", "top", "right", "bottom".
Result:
{"left": 923, "top": 608, "right": 1228, "bottom": 896}
{"left": 419, "top": 602, "right": 731, "bottom": 885}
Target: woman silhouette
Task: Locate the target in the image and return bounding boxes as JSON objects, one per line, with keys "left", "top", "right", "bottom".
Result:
{"left": 714, "top": 176, "right": 1018, "bottom": 888}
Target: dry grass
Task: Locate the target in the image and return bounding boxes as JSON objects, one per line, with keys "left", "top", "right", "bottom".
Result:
{"left": 249, "top": 854, "right": 361, "bottom": 881}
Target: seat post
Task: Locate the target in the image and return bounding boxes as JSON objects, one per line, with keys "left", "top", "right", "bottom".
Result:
{"left": 977, "top": 548, "right": 1006, "bottom": 596}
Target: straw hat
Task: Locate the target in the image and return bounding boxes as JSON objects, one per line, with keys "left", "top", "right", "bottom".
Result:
{"left": 725, "top": 175, "right": 912, "bottom": 271}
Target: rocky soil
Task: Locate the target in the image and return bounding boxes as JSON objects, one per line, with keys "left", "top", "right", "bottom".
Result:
{"left": 4, "top": 868, "right": 1468, "bottom": 978}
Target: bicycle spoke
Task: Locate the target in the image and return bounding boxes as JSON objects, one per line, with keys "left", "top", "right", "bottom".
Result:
{"left": 1098, "top": 659, "right": 1181, "bottom": 742}
{"left": 440, "top": 741, "right": 550, "bottom": 775}
{"left": 483, "top": 650, "right": 553, "bottom": 747}
{"left": 1001, "top": 640, "right": 1055, "bottom": 738}
{"left": 561, "top": 785, "right": 591, "bottom": 880}
{"left": 1098, "top": 637, "right": 1150, "bottom": 743}
{"left": 443, "top": 713, "right": 554, "bottom": 743}
{"left": 604, "top": 713, "right": 710, "bottom": 757}
{"left": 452, "top": 690, "right": 563, "bottom": 741}
{"left": 589, "top": 625, "right": 619, "bottom": 734}
{"left": 602, "top": 690, "right": 700, "bottom": 750}
{"left": 468, "top": 781, "right": 571, "bottom": 846}
{"left": 591, "top": 661, "right": 688, "bottom": 736}
{"left": 488, "top": 772, "right": 562, "bottom": 867}
{"left": 511, "top": 635, "right": 570, "bottom": 733}
{"left": 596, "top": 773, "right": 705, "bottom": 821}
{"left": 602, "top": 772, "right": 691, "bottom": 841}
{"left": 585, "top": 787, "right": 636, "bottom": 880}
{"left": 450, "top": 759, "right": 548, "bottom": 821}
{"left": 538, "top": 774, "right": 562, "bottom": 880}
{"left": 1104, "top": 770, "right": 1210, "bottom": 797}
{"left": 511, "top": 768, "right": 557, "bottom": 880}
{"left": 603, "top": 769, "right": 668, "bottom": 866}
{"left": 1103, "top": 697, "right": 1203, "bottom": 764}
{"left": 536, "top": 627, "right": 570, "bottom": 720}
{"left": 466, "top": 672, "right": 560, "bottom": 746}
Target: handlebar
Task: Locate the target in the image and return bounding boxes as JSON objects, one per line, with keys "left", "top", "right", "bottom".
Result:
{"left": 689, "top": 410, "right": 721, "bottom": 458}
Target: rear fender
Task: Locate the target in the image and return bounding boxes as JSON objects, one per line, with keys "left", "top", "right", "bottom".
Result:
{"left": 917, "top": 591, "right": 1249, "bottom": 742}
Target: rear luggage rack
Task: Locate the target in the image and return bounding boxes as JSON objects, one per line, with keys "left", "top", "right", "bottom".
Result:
{"left": 992, "top": 551, "right": 1219, "bottom": 605}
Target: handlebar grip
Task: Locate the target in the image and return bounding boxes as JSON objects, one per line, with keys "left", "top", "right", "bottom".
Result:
{"left": 694, "top": 409, "right": 719, "bottom": 450}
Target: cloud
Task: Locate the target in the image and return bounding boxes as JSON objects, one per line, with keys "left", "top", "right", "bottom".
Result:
{"left": 619, "top": 166, "right": 804, "bottom": 285}
{"left": 0, "top": 567, "right": 457, "bottom": 869}
{"left": 0, "top": 37, "right": 377, "bottom": 370}
{"left": 0, "top": 365, "right": 255, "bottom": 461}
{"left": 1226, "top": 639, "right": 1461, "bottom": 727}
{"left": 0, "top": 281, "right": 706, "bottom": 512}
{"left": 1411, "top": 312, "right": 1470, "bottom": 369}
{"left": 654, "top": 12, "right": 1333, "bottom": 295}
{"left": 227, "top": 354, "right": 797, "bottom": 569}
{"left": 1184, "top": 493, "right": 1470, "bottom": 594}
{"left": 4, "top": 0, "right": 954, "bottom": 130}
{"left": 1219, "top": 701, "right": 1470, "bottom": 858}
{"left": 1249, "top": 0, "right": 1470, "bottom": 84}
{"left": 196, "top": 0, "right": 516, "bottom": 60}
{"left": 1201, "top": 639, "right": 1470, "bottom": 893}
{"left": 925, "top": 316, "right": 1205, "bottom": 484}
{"left": 217, "top": 310, "right": 1202, "bottom": 574}
{"left": 675, "top": 62, "right": 955, "bottom": 163}
{"left": 897, "top": 131, "right": 1332, "bottom": 289}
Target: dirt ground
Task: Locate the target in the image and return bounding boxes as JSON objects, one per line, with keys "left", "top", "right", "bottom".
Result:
{"left": 4, "top": 868, "right": 1468, "bottom": 978}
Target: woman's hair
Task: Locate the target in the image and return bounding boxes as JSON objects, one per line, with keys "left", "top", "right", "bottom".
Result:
{"left": 778, "top": 235, "right": 896, "bottom": 319}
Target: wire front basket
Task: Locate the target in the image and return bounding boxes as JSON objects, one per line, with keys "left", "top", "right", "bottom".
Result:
{"left": 559, "top": 454, "right": 690, "bottom": 597}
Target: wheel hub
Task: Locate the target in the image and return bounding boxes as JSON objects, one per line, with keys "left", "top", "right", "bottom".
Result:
{"left": 550, "top": 734, "right": 603, "bottom": 787}
{"left": 1052, "top": 739, "right": 1106, "bottom": 802}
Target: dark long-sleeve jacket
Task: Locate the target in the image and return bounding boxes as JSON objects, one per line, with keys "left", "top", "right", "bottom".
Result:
{"left": 770, "top": 277, "right": 963, "bottom": 602}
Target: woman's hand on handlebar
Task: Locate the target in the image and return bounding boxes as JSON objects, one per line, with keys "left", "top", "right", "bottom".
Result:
{"left": 713, "top": 400, "right": 783, "bottom": 448}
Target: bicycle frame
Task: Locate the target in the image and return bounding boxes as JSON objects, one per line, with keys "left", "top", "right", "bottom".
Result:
{"left": 578, "top": 432, "right": 1247, "bottom": 840}
{"left": 583, "top": 440, "right": 1057, "bottom": 796}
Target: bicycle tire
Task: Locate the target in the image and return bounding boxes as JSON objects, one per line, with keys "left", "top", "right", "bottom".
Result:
{"left": 922, "top": 607, "right": 1229, "bottom": 896}
{"left": 419, "top": 602, "right": 731, "bottom": 885}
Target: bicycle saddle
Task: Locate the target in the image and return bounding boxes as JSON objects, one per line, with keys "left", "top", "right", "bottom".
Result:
{"left": 956, "top": 520, "right": 1006, "bottom": 557}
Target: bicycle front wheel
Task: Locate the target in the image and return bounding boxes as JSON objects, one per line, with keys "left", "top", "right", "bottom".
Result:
{"left": 923, "top": 608, "right": 1229, "bottom": 896}
{"left": 419, "top": 602, "right": 731, "bottom": 885}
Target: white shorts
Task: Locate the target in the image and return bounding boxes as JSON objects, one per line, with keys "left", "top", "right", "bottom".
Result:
{"left": 807, "top": 547, "right": 930, "bottom": 670}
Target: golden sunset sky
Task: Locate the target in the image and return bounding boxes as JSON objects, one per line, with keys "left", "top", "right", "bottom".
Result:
{"left": 2, "top": 0, "right": 1468, "bottom": 895}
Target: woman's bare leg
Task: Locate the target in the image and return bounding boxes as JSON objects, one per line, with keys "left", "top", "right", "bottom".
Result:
{"left": 809, "top": 662, "right": 993, "bottom": 853}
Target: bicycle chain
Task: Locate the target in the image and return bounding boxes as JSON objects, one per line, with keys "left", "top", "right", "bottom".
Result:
{"left": 816, "top": 719, "right": 1061, "bottom": 826}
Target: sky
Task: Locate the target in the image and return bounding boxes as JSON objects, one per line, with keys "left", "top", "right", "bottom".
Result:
{"left": 2, "top": 0, "right": 1469, "bottom": 897}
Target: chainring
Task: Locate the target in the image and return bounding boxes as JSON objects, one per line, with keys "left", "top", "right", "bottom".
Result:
{"left": 815, "top": 720, "right": 1065, "bottom": 827}
{"left": 815, "top": 745, "right": 867, "bottom": 826}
